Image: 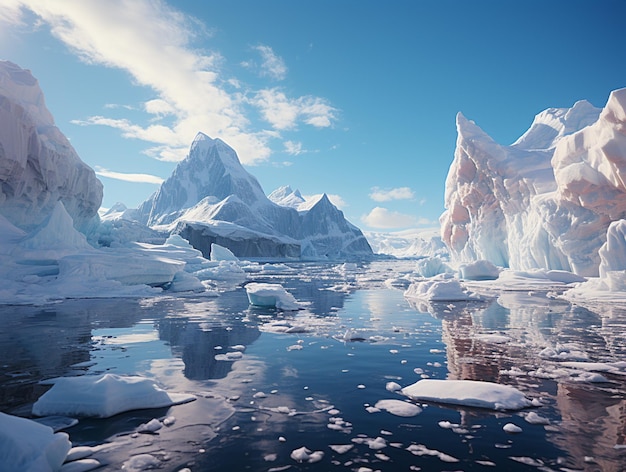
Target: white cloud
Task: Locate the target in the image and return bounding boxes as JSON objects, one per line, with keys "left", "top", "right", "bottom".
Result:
{"left": 250, "top": 88, "right": 337, "bottom": 130}
{"left": 254, "top": 44, "right": 287, "bottom": 80}
{"left": 361, "top": 207, "right": 421, "bottom": 229}
{"left": 369, "top": 186, "right": 415, "bottom": 202}
{"left": 3, "top": 0, "right": 336, "bottom": 165}
{"left": 95, "top": 166, "right": 164, "bottom": 184}
{"left": 284, "top": 140, "right": 303, "bottom": 155}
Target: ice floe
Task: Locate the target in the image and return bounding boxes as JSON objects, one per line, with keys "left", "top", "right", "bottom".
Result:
{"left": 32, "top": 373, "right": 196, "bottom": 418}
{"left": 0, "top": 411, "right": 71, "bottom": 472}
{"left": 401, "top": 379, "right": 532, "bottom": 411}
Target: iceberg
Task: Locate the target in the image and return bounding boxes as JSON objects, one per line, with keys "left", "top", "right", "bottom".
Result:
{"left": 245, "top": 282, "right": 301, "bottom": 310}
{"left": 138, "top": 133, "right": 372, "bottom": 260}
{"left": 32, "top": 373, "right": 196, "bottom": 418}
{"left": 404, "top": 275, "right": 479, "bottom": 302}
{"left": 0, "top": 412, "right": 71, "bottom": 472}
{"left": 401, "top": 379, "right": 532, "bottom": 411}
{"left": 0, "top": 61, "right": 102, "bottom": 233}
{"left": 441, "top": 89, "right": 626, "bottom": 277}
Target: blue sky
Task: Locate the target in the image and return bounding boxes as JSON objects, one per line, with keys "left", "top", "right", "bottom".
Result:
{"left": 1, "top": 0, "right": 625, "bottom": 232}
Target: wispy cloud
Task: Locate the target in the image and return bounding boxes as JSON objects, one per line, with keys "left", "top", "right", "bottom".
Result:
{"left": 369, "top": 186, "right": 415, "bottom": 202}
{"left": 361, "top": 206, "right": 425, "bottom": 229}
{"left": 95, "top": 166, "right": 164, "bottom": 184}
{"left": 250, "top": 88, "right": 337, "bottom": 131}
{"left": 253, "top": 44, "right": 287, "bottom": 80}
{"left": 2, "top": 0, "right": 336, "bottom": 165}
{"left": 284, "top": 140, "right": 303, "bottom": 155}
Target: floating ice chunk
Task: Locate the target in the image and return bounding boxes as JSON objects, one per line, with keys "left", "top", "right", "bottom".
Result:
{"left": 404, "top": 276, "right": 480, "bottom": 302}
{"left": 137, "top": 418, "right": 163, "bottom": 433}
{"left": 61, "top": 458, "right": 101, "bottom": 471}
{"left": 195, "top": 260, "right": 246, "bottom": 282}
{"left": 65, "top": 446, "right": 94, "bottom": 462}
{"left": 166, "top": 270, "right": 205, "bottom": 292}
{"left": 329, "top": 444, "right": 354, "bottom": 454}
{"left": 401, "top": 379, "right": 531, "bottom": 411}
{"left": 524, "top": 412, "right": 550, "bottom": 425}
{"left": 122, "top": 453, "right": 160, "bottom": 471}
{"left": 0, "top": 412, "right": 71, "bottom": 472}
{"left": 352, "top": 436, "right": 387, "bottom": 450}
{"left": 414, "top": 256, "right": 453, "bottom": 278}
{"left": 290, "top": 446, "right": 324, "bottom": 463}
{"left": 385, "top": 381, "right": 402, "bottom": 392}
{"left": 459, "top": 260, "right": 500, "bottom": 281}
{"left": 210, "top": 243, "right": 239, "bottom": 261}
{"left": 406, "top": 444, "right": 459, "bottom": 462}
{"left": 503, "top": 423, "right": 523, "bottom": 434}
{"left": 32, "top": 374, "right": 196, "bottom": 418}
{"left": 245, "top": 282, "right": 301, "bottom": 310}
{"left": 374, "top": 399, "right": 422, "bottom": 417}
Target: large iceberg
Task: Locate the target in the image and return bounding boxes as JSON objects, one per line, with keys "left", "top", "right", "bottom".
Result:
{"left": 441, "top": 88, "right": 626, "bottom": 276}
{"left": 138, "top": 133, "right": 372, "bottom": 260}
{"left": 0, "top": 61, "right": 102, "bottom": 233}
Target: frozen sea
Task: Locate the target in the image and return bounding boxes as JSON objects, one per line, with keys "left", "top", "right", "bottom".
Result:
{"left": 2, "top": 260, "right": 626, "bottom": 471}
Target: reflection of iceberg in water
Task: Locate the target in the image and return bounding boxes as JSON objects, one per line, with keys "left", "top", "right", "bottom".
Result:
{"left": 0, "top": 298, "right": 150, "bottom": 412}
{"left": 411, "top": 293, "right": 626, "bottom": 470}
{"left": 156, "top": 291, "right": 261, "bottom": 380}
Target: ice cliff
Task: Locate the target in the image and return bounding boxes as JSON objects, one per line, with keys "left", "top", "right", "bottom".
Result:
{"left": 139, "top": 134, "right": 372, "bottom": 260}
{"left": 441, "top": 88, "right": 626, "bottom": 277}
{"left": 0, "top": 61, "right": 102, "bottom": 233}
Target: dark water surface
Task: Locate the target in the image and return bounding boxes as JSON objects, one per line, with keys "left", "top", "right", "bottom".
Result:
{"left": 2, "top": 261, "right": 626, "bottom": 471}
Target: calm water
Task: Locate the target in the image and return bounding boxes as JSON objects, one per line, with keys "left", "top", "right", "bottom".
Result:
{"left": 2, "top": 261, "right": 626, "bottom": 471}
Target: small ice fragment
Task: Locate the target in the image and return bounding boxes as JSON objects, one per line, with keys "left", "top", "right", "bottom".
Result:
{"left": 287, "top": 344, "right": 303, "bottom": 351}
{"left": 61, "top": 458, "right": 101, "bottom": 471}
{"left": 290, "top": 446, "right": 324, "bottom": 463}
{"left": 367, "top": 437, "right": 387, "bottom": 450}
{"left": 524, "top": 411, "right": 549, "bottom": 425}
{"left": 163, "top": 416, "right": 176, "bottom": 426}
{"left": 389, "top": 349, "right": 399, "bottom": 354}
{"left": 374, "top": 399, "right": 421, "bottom": 417}
{"left": 503, "top": 423, "right": 523, "bottom": 434}
{"left": 65, "top": 446, "right": 94, "bottom": 462}
{"left": 386, "top": 381, "right": 402, "bottom": 392}
{"left": 138, "top": 418, "right": 162, "bottom": 433}
{"left": 122, "top": 454, "right": 160, "bottom": 470}
{"left": 264, "top": 453, "right": 277, "bottom": 461}
{"left": 253, "top": 392, "right": 267, "bottom": 399}
{"left": 329, "top": 444, "right": 353, "bottom": 454}
{"left": 357, "top": 384, "right": 366, "bottom": 389}
{"left": 246, "top": 282, "right": 301, "bottom": 310}
{"left": 278, "top": 436, "right": 287, "bottom": 442}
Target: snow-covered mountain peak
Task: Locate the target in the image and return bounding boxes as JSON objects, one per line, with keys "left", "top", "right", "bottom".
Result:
{"left": 512, "top": 99, "right": 600, "bottom": 150}
{"left": 268, "top": 185, "right": 305, "bottom": 209}
{"left": 140, "top": 133, "right": 268, "bottom": 225}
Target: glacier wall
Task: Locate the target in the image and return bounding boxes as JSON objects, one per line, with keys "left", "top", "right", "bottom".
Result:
{"left": 441, "top": 88, "right": 626, "bottom": 277}
{"left": 0, "top": 61, "right": 103, "bottom": 232}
